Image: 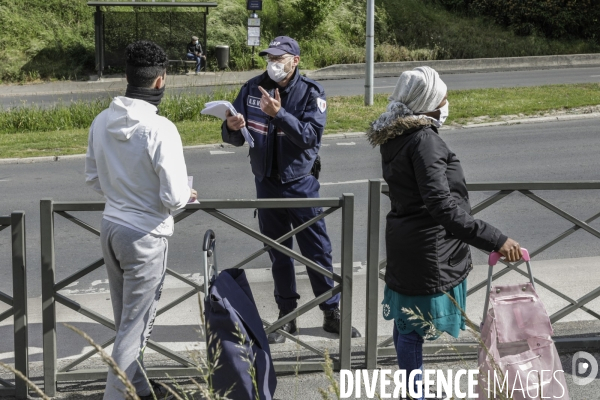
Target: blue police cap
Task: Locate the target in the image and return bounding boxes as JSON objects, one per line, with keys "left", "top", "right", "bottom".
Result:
{"left": 258, "top": 36, "right": 300, "bottom": 57}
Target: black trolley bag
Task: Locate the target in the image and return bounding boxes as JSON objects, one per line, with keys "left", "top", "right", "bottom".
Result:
{"left": 202, "top": 230, "right": 277, "bottom": 400}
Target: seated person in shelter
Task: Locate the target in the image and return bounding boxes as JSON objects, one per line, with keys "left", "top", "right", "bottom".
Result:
{"left": 186, "top": 35, "right": 205, "bottom": 74}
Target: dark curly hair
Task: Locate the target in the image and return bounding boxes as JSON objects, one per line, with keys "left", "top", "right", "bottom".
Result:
{"left": 125, "top": 40, "right": 169, "bottom": 88}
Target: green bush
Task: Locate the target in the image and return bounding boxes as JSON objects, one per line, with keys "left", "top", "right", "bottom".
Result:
{"left": 2, "top": 0, "right": 600, "bottom": 83}
{"left": 439, "top": 0, "right": 600, "bottom": 41}
{"left": 377, "top": 0, "right": 600, "bottom": 59}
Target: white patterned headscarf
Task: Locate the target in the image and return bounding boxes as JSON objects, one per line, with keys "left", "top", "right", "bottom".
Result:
{"left": 371, "top": 66, "right": 447, "bottom": 132}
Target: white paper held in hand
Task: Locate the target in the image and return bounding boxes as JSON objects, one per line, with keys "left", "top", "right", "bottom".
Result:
{"left": 201, "top": 101, "right": 254, "bottom": 148}
{"left": 187, "top": 176, "right": 200, "bottom": 204}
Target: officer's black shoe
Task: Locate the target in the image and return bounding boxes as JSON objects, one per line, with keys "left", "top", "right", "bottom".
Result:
{"left": 322, "top": 308, "right": 362, "bottom": 337}
{"left": 267, "top": 309, "right": 297, "bottom": 344}
{"left": 139, "top": 379, "right": 174, "bottom": 400}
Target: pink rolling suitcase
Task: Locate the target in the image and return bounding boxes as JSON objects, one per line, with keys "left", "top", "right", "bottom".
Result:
{"left": 477, "top": 249, "right": 570, "bottom": 400}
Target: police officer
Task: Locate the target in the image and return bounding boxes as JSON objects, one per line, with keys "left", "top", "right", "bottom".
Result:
{"left": 223, "top": 36, "right": 361, "bottom": 343}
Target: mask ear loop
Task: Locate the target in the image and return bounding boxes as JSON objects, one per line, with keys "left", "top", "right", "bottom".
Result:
{"left": 284, "top": 57, "right": 294, "bottom": 73}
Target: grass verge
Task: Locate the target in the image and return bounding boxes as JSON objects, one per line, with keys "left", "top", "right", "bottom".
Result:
{"left": 0, "top": 83, "right": 598, "bottom": 159}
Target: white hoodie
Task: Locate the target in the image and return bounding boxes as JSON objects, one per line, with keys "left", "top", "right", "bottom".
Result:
{"left": 85, "top": 96, "right": 191, "bottom": 237}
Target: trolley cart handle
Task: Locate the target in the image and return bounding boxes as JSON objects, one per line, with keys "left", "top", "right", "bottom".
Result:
{"left": 488, "top": 248, "right": 530, "bottom": 266}
{"left": 202, "top": 230, "right": 217, "bottom": 295}
{"left": 482, "top": 248, "right": 534, "bottom": 327}
{"left": 203, "top": 229, "right": 216, "bottom": 252}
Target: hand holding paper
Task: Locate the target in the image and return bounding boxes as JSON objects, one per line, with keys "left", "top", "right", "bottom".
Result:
{"left": 201, "top": 101, "right": 254, "bottom": 147}
{"left": 187, "top": 176, "right": 200, "bottom": 204}
{"left": 225, "top": 109, "right": 245, "bottom": 131}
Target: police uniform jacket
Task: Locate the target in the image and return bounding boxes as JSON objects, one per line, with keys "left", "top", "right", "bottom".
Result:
{"left": 221, "top": 68, "right": 327, "bottom": 183}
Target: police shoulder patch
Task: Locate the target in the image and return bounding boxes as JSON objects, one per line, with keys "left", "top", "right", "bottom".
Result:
{"left": 317, "top": 98, "right": 327, "bottom": 113}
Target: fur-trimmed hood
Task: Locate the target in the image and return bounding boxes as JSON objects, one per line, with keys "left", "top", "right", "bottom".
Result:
{"left": 366, "top": 116, "right": 434, "bottom": 147}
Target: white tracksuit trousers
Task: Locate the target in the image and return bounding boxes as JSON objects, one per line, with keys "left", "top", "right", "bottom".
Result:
{"left": 100, "top": 219, "right": 167, "bottom": 400}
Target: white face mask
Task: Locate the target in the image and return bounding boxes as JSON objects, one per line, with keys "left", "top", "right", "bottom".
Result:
{"left": 422, "top": 101, "right": 449, "bottom": 128}
{"left": 438, "top": 101, "right": 449, "bottom": 126}
{"left": 267, "top": 58, "right": 292, "bottom": 82}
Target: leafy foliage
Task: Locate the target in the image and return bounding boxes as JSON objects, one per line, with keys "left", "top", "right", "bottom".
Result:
{"left": 292, "top": 0, "right": 343, "bottom": 34}
{"left": 1, "top": 0, "right": 600, "bottom": 83}
{"left": 0, "top": 0, "right": 95, "bottom": 82}
{"left": 439, "top": 0, "right": 600, "bottom": 41}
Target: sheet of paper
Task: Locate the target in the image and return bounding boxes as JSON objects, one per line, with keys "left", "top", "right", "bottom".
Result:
{"left": 187, "top": 176, "right": 200, "bottom": 204}
{"left": 201, "top": 101, "right": 254, "bottom": 148}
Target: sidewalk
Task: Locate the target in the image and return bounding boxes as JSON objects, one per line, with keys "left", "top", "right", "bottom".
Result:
{"left": 1, "top": 256, "right": 600, "bottom": 398}
{"left": 0, "top": 70, "right": 266, "bottom": 98}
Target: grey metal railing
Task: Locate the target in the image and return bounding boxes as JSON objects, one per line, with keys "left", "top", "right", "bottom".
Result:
{"left": 365, "top": 180, "right": 600, "bottom": 369}
{"left": 0, "top": 211, "right": 28, "bottom": 399}
{"left": 40, "top": 195, "right": 355, "bottom": 396}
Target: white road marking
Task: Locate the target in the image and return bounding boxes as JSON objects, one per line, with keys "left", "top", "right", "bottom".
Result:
{"left": 0, "top": 179, "right": 10, "bottom": 182}
{"left": 336, "top": 142, "right": 356, "bottom": 146}
{"left": 321, "top": 179, "right": 368, "bottom": 186}
{"left": 210, "top": 150, "right": 235, "bottom": 155}
{"left": 373, "top": 86, "right": 396, "bottom": 89}
{"left": 590, "top": 75, "right": 600, "bottom": 77}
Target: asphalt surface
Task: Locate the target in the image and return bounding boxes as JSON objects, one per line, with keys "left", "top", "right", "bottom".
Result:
{"left": 1, "top": 118, "right": 600, "bottom": 399}
{"left": 0, "top": 118, "right": 599, "bottom": 298}
{"left": 4, "top": 349, "right": 599, "bottom": 399}
{"left": 2, "top": 66, "right": 600, "bottom": 108}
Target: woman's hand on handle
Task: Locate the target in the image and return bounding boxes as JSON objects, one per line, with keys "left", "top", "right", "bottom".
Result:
{"left": 498, "top": 238, "right": 522, "bottom": 262}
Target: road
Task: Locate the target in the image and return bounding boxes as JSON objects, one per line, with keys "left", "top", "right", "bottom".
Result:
{"left": 0, "top": 118, "right": 599, "bottom": 298}
{"left": 2, "top": 66, "right": 600, "bottom": 108}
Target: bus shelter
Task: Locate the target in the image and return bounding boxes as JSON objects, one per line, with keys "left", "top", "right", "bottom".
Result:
{"left": 87, "top": 1, "right": 217, "bottom": 77}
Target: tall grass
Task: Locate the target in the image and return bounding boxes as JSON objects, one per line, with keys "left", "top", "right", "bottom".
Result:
{"left": 4, "top": 83, "right": 599, "bottom": 136}
{"left": 0, "top": 98, "right": 112, "bottom": 134}
{"left": 0, "top": 0, "right": 95, "bottom": 83}
{"left": 0, "top": 89, "right": 239, "bottom": 134}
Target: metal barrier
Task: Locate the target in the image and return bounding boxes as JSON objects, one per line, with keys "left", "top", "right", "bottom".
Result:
{"left": 365, "top": 180, "right": 600, "bottom": 369}
{"left": 0, "top": 211, "right": 28, "bottom": 399}
{"left": 41, "top": 195, "right": 355, "bottom": 396}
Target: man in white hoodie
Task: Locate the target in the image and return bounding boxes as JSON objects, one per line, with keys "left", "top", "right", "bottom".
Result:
{"left": 85, "top": 40, "right": 195, "bottom": 400}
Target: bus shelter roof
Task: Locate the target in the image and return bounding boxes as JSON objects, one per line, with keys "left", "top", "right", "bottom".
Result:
{"left": 87, "top": 2, "right": 218, "bottom": 8}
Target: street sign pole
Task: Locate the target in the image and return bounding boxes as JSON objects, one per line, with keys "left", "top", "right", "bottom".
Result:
{"left": 247, "top": 0, "right": 262, "bottom": 70}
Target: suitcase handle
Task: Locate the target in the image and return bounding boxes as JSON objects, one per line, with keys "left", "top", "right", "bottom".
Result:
{"left": 488, "top": 248, "right": 530, "bottom": 266}
{"left": 482, "top": 248, "right": 534, "bottom": 326}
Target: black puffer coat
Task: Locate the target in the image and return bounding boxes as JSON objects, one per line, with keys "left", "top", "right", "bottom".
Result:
{"left": 372, "top": 119, "right": 507, "bottom": 295}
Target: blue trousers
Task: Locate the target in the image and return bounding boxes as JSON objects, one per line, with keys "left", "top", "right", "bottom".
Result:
{"left": 393, "top": 324, "right": 425, "bottom": 400}
{"left": 186, "top": 52, "right": 203, "bottom": 72}
{"left": 255, "top": 175, "right": 339, "bottom": 312}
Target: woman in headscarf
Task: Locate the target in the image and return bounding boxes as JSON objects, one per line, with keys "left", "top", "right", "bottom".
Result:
{"left": 367, "top": 67, "right": 522, "bottom": 399}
